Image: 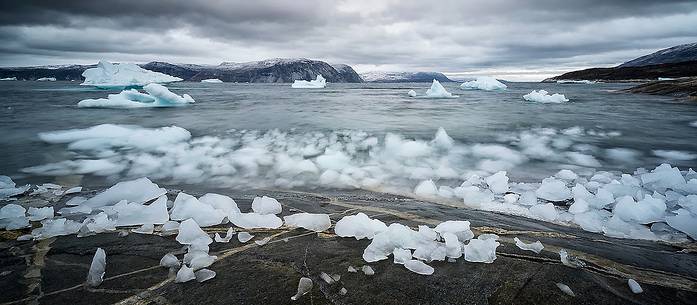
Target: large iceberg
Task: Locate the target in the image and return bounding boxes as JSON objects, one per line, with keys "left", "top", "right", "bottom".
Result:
{"left": 77, "top": 83, "right": 195, "bottom": 108}
{"left": 291, "top": 75, "right": 326, "bottom": 88}
{"left": 423, "top": 80, "right": 458, "bottom": 98}
{"left": 81, "top": 61, "right": 182, "bottom": 89}
{"left": 523, "top": 90, "right": 569, "bottom": 103}
{"left": 460, "top": 77, "right": 507, "bottom": 91}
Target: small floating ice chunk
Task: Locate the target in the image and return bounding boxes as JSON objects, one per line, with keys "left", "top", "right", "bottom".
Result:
{"left": 463, "top": 236, "right": 500, "bottom": 263}
{"left": 434, "top": 220, "right": 475, "bottom": 242}
{"left": 176, "top": 219, "right": 213, "bottom": 245}
{"left": 195, "top": 269, "right": 216, "bottom": 282}
{"left": 32, "top": 218, "right": 82, "bottom": 239}
{"left": 291, "top": 277, "right": 313, "bottom": 300}
{"left": 175, "top": 265, "right": 196, "bottom": 283}
{"left": 536, "top": 177, "right": 571, "bottom": 202}
{"left": 0, "top": 203, "right": 25, "bottom": 219}
{"left": 361, "top": 265, "right": 375, "bottom": 275}
{"left": 189, "top": 253, "right": 216, "bottom": 270}
{"left": 291, "top": 75, "right": 326, "bottom": 89}
{"left": 529, "top": 203, "right": 559, "bottom": 222}
{"left": 513, "top": 237, "right": 544, "bottom": 254}
{"left": 335, "top": 213, "right": 387, "bottom": 240}
{"left": 340, "top": 287, "right": 347, "bottom": 295}
{"left": 237, "top": 232, "right": 254, "bottom": 243}
{"left": 214, "top": 227, "right": 236, "bottom": 243}
{"left": 666, "top": 208, "right": 697, "bottom": 240}
{"left": 37, "top": 77, "right": 56, "bottom": 81}
{"left": 556, "top": 283, "right": 575, "bottom": 297}
{"left": 432, "top": 127, "right": 454, "bottom": 149}
{"left": 64, "top": 186, "right": 82, "bottom": 195}
{"left": 283, "top": 213, "right": 331, "bottom": 232}
{"left": 110, "top": 195, "right": 169, "bottom": 227}
{"left": 613, "top": 195, "right": 666, "bottom": 224}
{"left": 255, "top": 236, "right": 272, "bottom": 245}
{"left": 404, "top": 259, "right": 434, "bottom": 275}
{"left": 485, "top": 171, "right": 509, "bottom": 194}
{"left": 80, "top": 177, "right": 166, "bottom": 208}
{"left": 78, "top": 83, "right": 194, "bottom": 108}
{"left": 251, "top": 196, "right": 282, "bottom": 215}
{"left": 559, "top": 249, "right": 586, "bottom": 268}
{"left": 132, "top": 223, "right": 154, "bottom": 234}
{"left": 628, "top": 279, "right": 643, "bottom": 294}
{"left": 86, "top": 248, "right": 106, "bottom": 287}
{"left": 408, "top": 90, "right": 417, "bottom": 97}
{"left": 347, "top": 266, "right": 357, "bottom": 273}
{"left": 460, "top": 76, "right": 507, "bottom": 91}
{"left": 229, "top": 212, "right": 282, "bottom": 229}
{"left": 413, "top": 179, "right": 438, "bottom": 197}
{"left": 201, "top": 79, "right": 223, "bottom": 83}
{"left": 523, "top": 90, "right": 569, "bottom": 103}
{"left": 161, "top": 221, "right": 180, "bottom": 234}
{"left": 423, "top": 79, "right": 458, "bottom": 98}
{"left": 393, "top": 248, "right": 412, "bottom": 265}
{"left": 160, "top": 253, "right": 180, "bottom": 268}
{"left": 81, "top": 60, "right": 182, "bottom": 89}
{"left": 170, "top": 192, "right": 226, "bottom": 227}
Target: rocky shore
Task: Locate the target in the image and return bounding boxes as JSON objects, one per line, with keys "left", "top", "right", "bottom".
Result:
{"left": 624, "top": 77, "right": 697, "bottom": 100}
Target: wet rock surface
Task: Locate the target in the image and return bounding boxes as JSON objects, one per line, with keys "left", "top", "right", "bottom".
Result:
{"left": 1, "top": 188, "right": 696, "bottom": 305}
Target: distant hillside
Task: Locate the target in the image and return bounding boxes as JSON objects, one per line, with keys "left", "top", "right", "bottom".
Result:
{"left": 544, "top": 60, "right": 697, "bottom": 82}
{"left": 360, "top": 71, "right": 453, "bottom": 83}
{"left": 619, "top": 43, "right": 697, "bottom": 67}
{"left": 545, "top": 42, "right": 697, "bottom": 82}
{"left": 0, "top": 59, "right": 364, "bottom": 83}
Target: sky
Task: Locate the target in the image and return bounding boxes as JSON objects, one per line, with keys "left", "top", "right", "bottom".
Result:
{"left": 1, "top": 0, "right": 697, "bottom": 81}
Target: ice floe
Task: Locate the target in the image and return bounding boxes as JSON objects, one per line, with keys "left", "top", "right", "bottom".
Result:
{"left": 77, "top": 83, "right": 195, "bottom": 108}
{"left": 283, "top": 213, "right": 331, "bottom": 232}
{"left": 523, "top": 90, "right": 569, "bottom": 103}
{"left": 460, "top": 76, "right": 507, "bottom": 91}
{"left": 291, "top": 75, "right": 326, "bottom": 89}
{"left": 201, "top": 79, "right": 223, "bottom": 83}
{"left": 81, "top": 60, "right": 182, "bottom": 89}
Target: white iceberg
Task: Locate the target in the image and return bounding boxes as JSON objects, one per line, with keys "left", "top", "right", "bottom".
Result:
{"left": 78, "top": 83, "right": 194, "bottom": 108}
{"left": 523, "top": 90, "right": 569, "bottom": 103}
{"left": 423, "top": 79, "right": 458, "bottom": 98}
{"left": 408, "top": 90, "right": 417, "bottom": 97}
{"left": 201, "top": 79, "right": 223, "bottom": 83}
{"left": 81, "top": 60, "right": 182, "bottom": 89}
{"left": 291, "top": 75, "right": 326, "bottom": 89}
{"left": 82, "top": 177, "right": 166, "bottom": 209}
{"left": 283, "top": 213, "right": 331, "bottom": 232}
{"left": 37, "top": 77, "right": 57, "bottom": 81}
{"left": 460, "top": 76, "right": 507, "bottom": 91}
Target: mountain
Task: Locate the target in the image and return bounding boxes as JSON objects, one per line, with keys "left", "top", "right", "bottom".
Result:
{"left": 544, "top": 42, "right": 697, "bottom": 82}
{"left": 0, "top": 59, "right": 364, "bottom": 83}
{"left": 619, "top": 43, "right": 697, "bottom": 67}
{"left": 360, "top": 71, "right": 453, "bottom": 83}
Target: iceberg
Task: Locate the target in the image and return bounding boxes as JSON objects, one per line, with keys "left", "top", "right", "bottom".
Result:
{"left": 523, "top": 90, "right": 569, "bottom": 103}
{"left": 460, "top": 76, "right": 507, "bottom": 91}
{"left": 291, "top": 75, "right": 326, "bottom": 89}
{"left": 283, "top": 213, "right": 331, "bottom": 232}
{"left": 160, "top": 253, "right": 180, "bottom": 268}
{"left": 78, "top": 83, "right": 195, "bottom": 108}
{"left": 81, "top": 60, "right": 182, "bottom": 89}
{"left": 37, "top": 77, "right": 56, "bottom": 81}
{"left": 423, "top": 79, "right": 458, "bottom": 98}
{"left": 628, "top": 279, "right": 643, "bottom": 294}
{"left": 201, "top": 79, "right": 223, "bottom": 83}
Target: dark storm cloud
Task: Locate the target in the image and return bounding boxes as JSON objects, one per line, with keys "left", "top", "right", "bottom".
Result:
{"left": 0, "top": 0, "right": 696, "bottom": 78}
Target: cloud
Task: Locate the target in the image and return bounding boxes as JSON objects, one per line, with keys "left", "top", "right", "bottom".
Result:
{"left": 1, "top": 0, "right": 696, "bottom": 80}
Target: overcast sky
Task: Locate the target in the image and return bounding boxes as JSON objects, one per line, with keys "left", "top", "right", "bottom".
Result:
{"left": 1, "top": 0, "right": 696, "bottom": 80}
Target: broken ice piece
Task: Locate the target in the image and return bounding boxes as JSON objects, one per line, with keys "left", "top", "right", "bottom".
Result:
{"left": 291, "top": 277, "right": 313, "bottom": 301}
{"left": 393, "top": 248, "right": 412, "bottom": 265}
{"left": 237, "top": 232, "right": 254, "bottom": 243}
{"left": 339, "top": 287, "right": 347, "bottom": 295}
{"left": 254, "top": 236, "right": 272, "bottom": 245}
{"left": 160, "top": 253, "right": 180, "bottom": 268}
{"left": 161, "top": 220, "right": 179, "bottom": 235}
{"left": 86, "top": 248, "right": 106, "bottom": 287}
{"left": 195, "top": 269, "right": 216, "bottom": 282}
{"left": 513, "top": 237, "right": 544, "bottom": 254}
{"left": 559, "top": 249, "right": 586, "bottom": 268}
{"left": 214, "top": 227, "right": 235, "bottom": 243}
{"left": 556, "top": 283, "right": 575, "bottom": 297}
{"left": 175, "top": 265, "right": 196, "bottom": 283}
{"left": 320, "top": 272, "right": 336, "bottom": 284}
{"left": 628, "top": 279, "right": 643, "bottom": 294}
{"left": 176, "top": 219, "right": 212, "bottom": 245}
{"left": 404, "top": 260, "right": 434, "bottom": 275}
{"left": 17, "top": 234, "right": 33, "bottom": 241}
{"left": 64, "top": 186, "right": 82, "bottom": 195}
{"left": 361, "top": 265, "right": 374, "bottom": 276}
{"left": 347, "top": 266, "right": 357, "bottom": 273}
{"left": 27, "top": 207, "right": 54, "bottom": 221}
{"left": 132, "top": 223, "right": 154, "bottom": 234}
